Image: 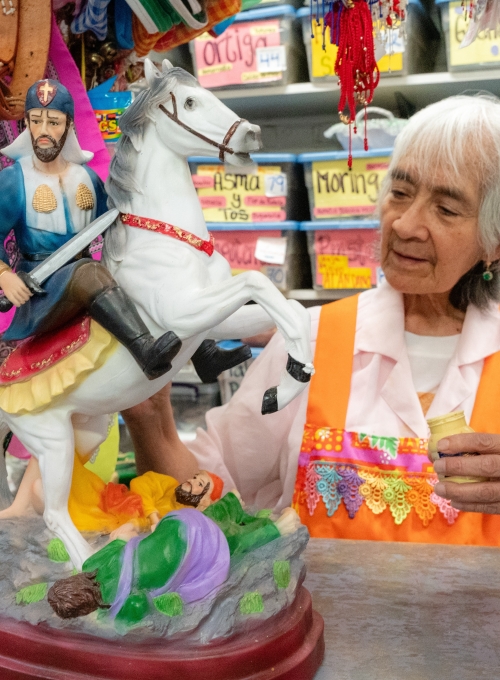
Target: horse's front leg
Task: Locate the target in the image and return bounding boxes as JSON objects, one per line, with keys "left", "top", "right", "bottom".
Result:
{"left": 10, "top": 413, "right": 93, "bottom": 570}
{"left": 166, "top": 271, "right": 313, "bottom": 413}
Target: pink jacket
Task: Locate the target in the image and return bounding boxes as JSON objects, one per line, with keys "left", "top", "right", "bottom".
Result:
{"left": 189, "top": 281, "right": 500, "bottom": 511}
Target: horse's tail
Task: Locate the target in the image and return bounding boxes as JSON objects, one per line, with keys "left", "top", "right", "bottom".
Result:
{"left": 0, "top": 420, "right": 13, "bottom": 510}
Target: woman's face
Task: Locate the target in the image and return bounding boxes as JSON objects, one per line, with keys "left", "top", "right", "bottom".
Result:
{"left": 380, "top": 160, "right": 484, "bottom": 295}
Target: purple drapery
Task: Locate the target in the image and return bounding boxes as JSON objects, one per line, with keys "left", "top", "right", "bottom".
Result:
{"left": 150, "top": 509, "right": 230, "bottom": 603}
{"left": 110, "top": 509, "right": 230, "bottom": 618}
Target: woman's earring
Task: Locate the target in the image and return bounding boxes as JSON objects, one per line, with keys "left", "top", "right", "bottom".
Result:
{"left": 483, "top": 261, "right": 494, "bottom": 282}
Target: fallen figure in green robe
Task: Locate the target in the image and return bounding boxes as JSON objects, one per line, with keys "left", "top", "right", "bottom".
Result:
{"left": 47, "top": 493, "right": 301, "bottom": 627}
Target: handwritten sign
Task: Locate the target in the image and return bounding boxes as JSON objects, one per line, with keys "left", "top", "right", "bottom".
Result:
{"left": 213, "top": 230, "right": 288, "bottom": 289}
{"left": 314, "top": 228, "right": 380, "bottom": 287}
{"left": 311, "top": 156, "right": 389, "bottom": 218}
{"left": 317, "top": 255, "right": 372, "bottom": 289}
{"left": 214, "top": 229, "right": 282, "bottom": 270}
{"left": 309, "top": 20, "right": 403, "bottom": 78}
{"left": 194, "top": 21, "right": 284, "bottom": 88}
{"left": 448, "top": 1, "right": 500, "bottom": 67}
{"left": 193, "top": 164, "right": 289, "bottom": 222}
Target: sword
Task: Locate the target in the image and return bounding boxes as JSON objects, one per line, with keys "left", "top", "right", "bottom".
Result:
{"left": 0, "top": 209, "right": 119, "bottom": 313}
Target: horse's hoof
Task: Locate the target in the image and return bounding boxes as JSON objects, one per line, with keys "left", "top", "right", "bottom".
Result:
{"left": 262, "top": 387, "right": 278, "bottom": 415}
{"left": 286, "top": 354, "right": 314, "bottom": 383}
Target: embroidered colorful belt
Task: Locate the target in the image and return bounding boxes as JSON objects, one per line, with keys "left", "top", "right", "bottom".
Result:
{"left": 120, "top": 213, "right": 215, "bottom": 256}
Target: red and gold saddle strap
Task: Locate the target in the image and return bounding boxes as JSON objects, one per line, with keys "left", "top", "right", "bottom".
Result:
{"left": 120, "top": 213, "right": 215, "bottom": 256}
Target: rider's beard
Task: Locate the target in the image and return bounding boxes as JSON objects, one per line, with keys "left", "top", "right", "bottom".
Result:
{"left": 30, "top": 120, "right": 70, "bottom": 163}
{"left": 174, "top": 481, "right": 210, "bottom": 507}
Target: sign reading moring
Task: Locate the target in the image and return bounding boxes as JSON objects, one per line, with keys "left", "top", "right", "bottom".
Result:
{"left": 312, "top": 155, "right": 390, "bottom": 218}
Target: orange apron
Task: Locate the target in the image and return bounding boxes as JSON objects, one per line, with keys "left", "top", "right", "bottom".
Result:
{"left": 293, "top": 295, "right": 500, "bottom": 545}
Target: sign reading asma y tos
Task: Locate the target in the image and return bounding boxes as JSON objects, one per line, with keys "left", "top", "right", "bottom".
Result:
{"left": 312, "top": 156, "right": 390, "bottom": 218}
{"left": 194, "top": 20, "right": 286, "bottom": 88}
{"left": 192, "top": 165, "right": 288, "bottom": 222}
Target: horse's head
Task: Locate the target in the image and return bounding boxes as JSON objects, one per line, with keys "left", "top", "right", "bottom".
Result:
{"left": 140, "top": 58, "right": 262, "bottom": 165}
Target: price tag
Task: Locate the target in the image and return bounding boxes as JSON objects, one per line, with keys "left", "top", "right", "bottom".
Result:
{"left": 264, "top": 173, "right": 288, "bottom": 197}
{"left": 255, "top": 237, "right": 287, "bottom": 265}
{"left": 256, "top": 46, "right": 287, "bottom": 73}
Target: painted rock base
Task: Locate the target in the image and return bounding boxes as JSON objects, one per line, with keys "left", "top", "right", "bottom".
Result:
{"left": 0, "top": 586, "right": 324, "bottom": 680}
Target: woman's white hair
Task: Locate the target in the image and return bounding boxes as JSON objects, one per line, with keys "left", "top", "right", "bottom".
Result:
{"left": 381, "top": 94, "right": 500, "bottom": 258}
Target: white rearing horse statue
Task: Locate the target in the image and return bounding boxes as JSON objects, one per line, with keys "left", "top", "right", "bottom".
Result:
{"left": 0, "top": 59, "right": 313, "bottom": 569}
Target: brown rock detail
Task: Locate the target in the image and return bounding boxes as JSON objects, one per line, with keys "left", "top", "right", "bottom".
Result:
{"left": 76, "top": 183, "right": 94, "bottom": 210}
{"left": 32, "top": 184, "right": 57, "bottom": 213}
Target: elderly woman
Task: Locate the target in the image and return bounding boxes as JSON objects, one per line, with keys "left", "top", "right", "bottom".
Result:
{"left": 126, "top": 94, "right": 500, "bottom": 545}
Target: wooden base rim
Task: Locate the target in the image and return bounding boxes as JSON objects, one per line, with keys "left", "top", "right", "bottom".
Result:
{"left": 0, "top": 586, "right": 325, "bottom": 680}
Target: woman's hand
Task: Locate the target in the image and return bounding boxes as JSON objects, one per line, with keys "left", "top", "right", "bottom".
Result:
{"left": 0, "top": 272, "right": 32, "bottom": 307}
{"left": 433, "top": 433, "right": 500, "bottom": 513}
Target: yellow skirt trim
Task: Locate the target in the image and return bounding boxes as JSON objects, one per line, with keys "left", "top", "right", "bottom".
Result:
{"left": 0, "top": 321, "right": 118, "bottom": 415}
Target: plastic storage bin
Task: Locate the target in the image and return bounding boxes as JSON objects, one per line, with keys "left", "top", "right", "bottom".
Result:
{"left": 297, "top": 7, "right": 406, "bottom": 81}
{"left": 217, "top": 341, "right": 263, "bottom": 403}
{"left": 210, "top": 221, "right": 310, "bottom": 291}
{"left": 437, "top": 0, "right": 500, "bottom": 71}
{"left": 190, "top": 5, "right": 301, "bottom": 89}
{"left": 300, "top": 219, "right": 380, "bottom": 291}
{"left": 298, "top": 148, "right": 392, "bottom": 220}
{"left": 189, "top": 153, "right": 307, "bottom": 223}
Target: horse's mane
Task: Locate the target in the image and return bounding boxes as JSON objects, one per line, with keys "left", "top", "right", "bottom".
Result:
{"left": 105, "top": 67, "right": 199, "bottom": 210}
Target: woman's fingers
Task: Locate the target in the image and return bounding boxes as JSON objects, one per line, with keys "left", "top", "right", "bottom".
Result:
{"left": 437, "top": 433, "right": 500, "bottom": 455}
{"left": 434, "top": 453, "right": 500, "bottom": 478}
{"left": 434, "top": 480, "right": 500, "bottom": 504}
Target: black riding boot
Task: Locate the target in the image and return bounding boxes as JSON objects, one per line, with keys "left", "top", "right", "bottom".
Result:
{"left": 89, "top": 286, "right": 182, "bottom": 380}
{"left": 191, "top": 339, "right": 252, "bottom": 383}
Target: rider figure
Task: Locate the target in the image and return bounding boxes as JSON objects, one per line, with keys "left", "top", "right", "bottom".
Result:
{"left": 0, "top": 80, "right": 249, "bottom": 381}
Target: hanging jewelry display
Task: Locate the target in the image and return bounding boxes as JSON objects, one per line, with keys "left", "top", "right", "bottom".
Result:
{"left": 312, "top": 0, "right": 407, "bottom": 167}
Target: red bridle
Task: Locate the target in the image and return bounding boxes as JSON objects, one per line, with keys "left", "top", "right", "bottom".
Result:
{"left": 159, "top": 93, "right": 247, "bottom": 163}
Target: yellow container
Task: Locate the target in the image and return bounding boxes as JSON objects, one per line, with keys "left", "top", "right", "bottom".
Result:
{"left": 427, "top": 410, "right": 487, "bottom": 484}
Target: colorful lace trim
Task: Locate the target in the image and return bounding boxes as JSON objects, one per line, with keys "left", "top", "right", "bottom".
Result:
{"left": 295, "top": 425, "right": 459, "bottom": 527}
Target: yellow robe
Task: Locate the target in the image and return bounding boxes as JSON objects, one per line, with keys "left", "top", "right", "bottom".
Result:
{"left": 129, "top": 471, "right": 185, "bottom": 519}
{"left": 69, "top": 455, "right": 148, "bottom": 533}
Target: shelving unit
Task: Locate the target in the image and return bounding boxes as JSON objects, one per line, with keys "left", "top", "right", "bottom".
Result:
{"left": 214, "top": 70, "right": 500, "bottom": 118}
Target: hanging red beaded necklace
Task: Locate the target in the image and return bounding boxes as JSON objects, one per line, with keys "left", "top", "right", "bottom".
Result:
{"left": 325, "top": 0, "right": 380, "bottom": 168}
